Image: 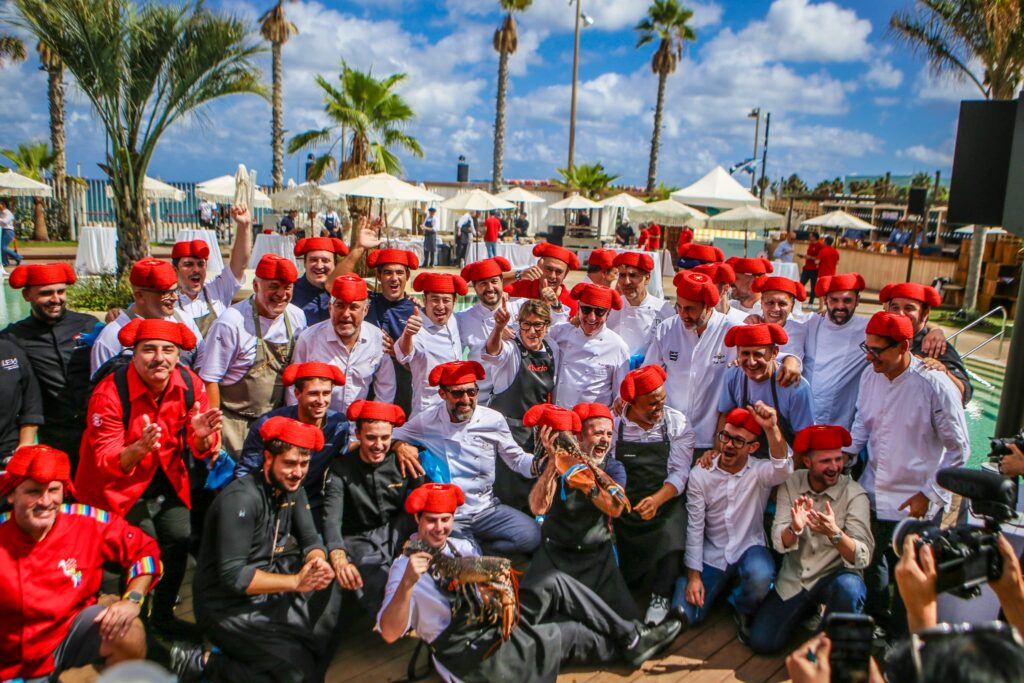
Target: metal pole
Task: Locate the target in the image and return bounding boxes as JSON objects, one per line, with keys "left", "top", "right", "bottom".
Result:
{"left": 996, "top": 269, "right": 1024, "bottom": 437}
{"left": 758, "top": 113, "right": 771, "bottom": 206}
{"left": 567, "top": 0, "right": 582, "bottom": 172}
{"left": 932, "top": 170, "right": 942, "bottom": 245}
{"left": 750, "top": 108, "right": 760, "bottom": 193}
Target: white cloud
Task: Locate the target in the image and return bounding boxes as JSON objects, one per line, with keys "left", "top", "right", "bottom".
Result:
{"left": 898, "top": 144, "right": 954, "bottom": 168}
{"left": 913, "top": 63, "right": 985, "bottom": 102}
{"left": 864, "top": 60, "right": 903, "bottom": 89}
{"left": 447, "top": 0, "right": 723, "bottom": 33}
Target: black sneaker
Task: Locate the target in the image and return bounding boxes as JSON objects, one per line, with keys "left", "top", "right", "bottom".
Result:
{"left": 734, "top": 612, "right": 752, "bottom": 646}
{"left": 624, "top": 619, "right": 683, "bottom": 668}
{"left": 169, "top": 641, "right": 205, "bottom": 683}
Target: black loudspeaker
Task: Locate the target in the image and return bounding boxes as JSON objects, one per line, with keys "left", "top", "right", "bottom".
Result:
{"left": 947, "top": 98, "right": 1024, "bottom": 235}
{"left": 456, "top": 159, "right": 469, "bottom": 183}
{"left": 908, "top": 187, "right": 927, "bottom": 217}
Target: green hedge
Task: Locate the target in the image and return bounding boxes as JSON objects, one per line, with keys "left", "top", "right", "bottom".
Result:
{"left": 67, "top": 275, "right": 134, "bottom": 312}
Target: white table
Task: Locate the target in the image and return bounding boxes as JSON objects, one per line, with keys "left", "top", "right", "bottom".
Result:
{"left": 467, "top": 242, "right": 537, "bottom": 269}
{"left": 771, "top": 261, "right": 799, "bottom": 281}
{"left": 75, "top": 226, "right": 118, "bottom": 275}
{"left": 175, "top": 228, "right": 224, "bottom": 276}
{"left": 382, "top": 238, "right": 425, "bottom": 265}
{"left": 575, "top": 247, "right": 664, "bottom": 299}
{"left": 249, "top": 233, "right": 296, "bottom": 268}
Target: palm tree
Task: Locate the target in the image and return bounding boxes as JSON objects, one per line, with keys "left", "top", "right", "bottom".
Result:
{"left": 635, "top": 0, "right": 696, "bottom": 194}
{"left": 288, "top": 64, "right": 423, "bottom": 181}
{"left": 651, "top": 181, "right": 680, "bottom": 200}
{"left": 0, "top": 35, "right": 27, "bottom": 65}
{"left": 491, "top": 0, "right": 532, "bottom": 193}
{"left": 38, "top": 42, "right": 67, "bottom": 239}
{"left": 259, "top": 0, "right": 298, "bottom": 191}
{"left": 2, "top": 142, "right": 56, "bottom": 241}
{"left": 554, "top": 161, "right": 620, "bottom": 198}
{"left": 12, "top": 0, "right": 266, "bottom": 274}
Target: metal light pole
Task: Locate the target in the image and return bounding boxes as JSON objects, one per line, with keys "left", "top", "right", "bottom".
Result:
{"left": 748, "top": 108, "right": 761, "bottom": 193}
{"left": 567, "top": 0, "right": 590, "bottom": 172}
{"left": 758, "top": 112, "right": 771, "bottom": 206}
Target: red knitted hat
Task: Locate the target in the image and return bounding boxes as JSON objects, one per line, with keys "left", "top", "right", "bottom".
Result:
{"left": 724, "top": 323, "right": 789, "bottom": 348}
{"left": 429, "top": 360, "right": 486, "bottom": 387}
{"left": 294, "top": 237, "right": 349, "bottom": 257}
{"left": 171, "top": 240, "right": 210, "bottom": 260}
{"left": 254, "top": 254, "right": 299, "bottom": 283}
{"left": 0, "top": 444, "right": 75, "bottom": 497}
{"left": 405, "top": 483, "right": 465, "bottom": 515}
{"left": 413, "top": 272, "right": 469, "bottom": 296}
{"left": 533, "top": 242, "right": 580, "bottom": 270}
{"left": 678, "top": 243, "right": 724, "bottom": 262}
{"left": 866, "top": 311, "right": 914, "bottom": 342}
{"left": 674, "top": 271, "right": 720, "bottom": 307}
{"left": 117, "top": 319, "right": 197, "bottom": 351}
{"left": 259, "top": 415, "right": 324, "bottom": 451}
{"left": 523, "top": 403, "right": 583, "bottom": 433}
{"left": 726, "top": 257, "right": 773, "bottom": 275}
{"left": 588, "top": 249, "right": 617, "bottom": 270}
{"left": 461, "top": 256, "right": 512, "bottom": 283}
{"left": 330, "top": 274, "right": 368, "bottom": 302}
{"left": 572, "top": 403, "right": 614, "bottom": 426}
{"left": 8, "top": 262, "right": 76, "bottom": 288}
{"left": 793, "top": 424, "right": 852, "bottom": 455}
{"left": 613, "top": 251, "right": 654, "bottom": 273}
{"left": 367, "top": 248, "right": 419, "bottom": 270}
{"left": 753, "top": 276, "right": 807, "bottom": 301}
{"left": 879, "top": 282, "right": 942, "bottom": 308}
{"left": 129, "top": 258, "right": 177, "bottom": 290}
{"left": 282, "top": 362, "right": 345, "bottom": 387}
{"left": 619, "top": 365, "right": 667, "bottom": 402}
{"left": 815, "top": 272, "right": 866, "bottom": 297}
{"left": 725, "top": 407, "right": 762, "bottom": 437}
{"left": 347, "top": 400, "right": 406, "bottom": 427}
{"left": 690, "top": 262, "right": 736, "bottom": 285}
{"left": 570, "top": 283, "right": 623, "bottom": 310}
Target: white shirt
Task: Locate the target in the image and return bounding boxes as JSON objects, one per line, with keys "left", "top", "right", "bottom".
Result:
{"left": 455, "top": 303, "right": 498, "bottom": 403}
{"left": 199, "top": 201, "right": 216, "bottom": 222}
{"left": 729, "top": 298, "right": 763, "bottom": 316}
{"left": 0, "top": 208, "right": 14, "bottom": 231}
{"left": 607, "top": 293, "right": 674, "bottom": 359}
{"left": 778, "top": 316, "right": 810, "bottom": 362}
{"left": 287, "top": 320, "right": 396, "bottom": 413}
{"left": 176, "top": 267, "right": 241, "bottom": 324}
{"left": 611, "top": 406, "right": 696, "bottom": 495}
{"left": 391, "top": 403, "right": 535, "bottom": 515}
{"left": 803, "top": 314, "right": 869, "bottom": 431}
{"left": 90, "top": 308, "right": 205, "bottom": 377}
{"left": 196, "top": 297, "right": 306, "bottom": 385}
{"left": 481, "top": 337, "right": 559, "bottom": 398}
{"left": 686, "top": 452, "right": 793, "bottom": 571}
{"left": 393, "top": 314, "right": 462, "bottom": 414}
{"left": 547, "top": 323, "right": 630, "bottom": 408}
{"left": 643, "top": 311, "right": 738, "bottom": 448}
{"left": 851, "top": 356, "right": 970, "bottom": 521}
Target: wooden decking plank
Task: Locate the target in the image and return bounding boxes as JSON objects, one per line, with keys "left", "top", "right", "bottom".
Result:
{"left": 670, "top": 640, "right": 754, "bottom": 683}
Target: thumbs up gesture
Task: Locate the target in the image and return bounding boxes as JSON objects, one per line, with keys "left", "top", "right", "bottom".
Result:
{"left": 403, "top": 305, "right": 423, "bottom": 338}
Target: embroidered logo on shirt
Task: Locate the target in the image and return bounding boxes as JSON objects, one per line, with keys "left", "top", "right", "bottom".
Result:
{"left": 92, "top": 415, "right": 103, "bottom": 427}
{"left": 526, "top": 364, "right": 550, "bottom": 372}
{"left": 712, "top": 351, "right": 727, "bottom": 365}
{"left": 668, "top": 351, "right": 679, "bottom": 362}
{"left": 58, "top": 558, "right": 83, "bottom": 587}
{"left": 0, "top": 357, "right": 18, "bottom": 371}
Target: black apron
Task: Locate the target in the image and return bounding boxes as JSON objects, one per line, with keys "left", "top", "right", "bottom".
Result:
{"left": 612, "top": 421, "right": 687, "bottom": 585}
{"left": 741, "top": 369, "right": 795, "bottom": 459}
{"left": 487, "top": 339, "right": 555, "bottom": 511}
{"left": 427, "top": 542, "right": 562, "bottom": 683}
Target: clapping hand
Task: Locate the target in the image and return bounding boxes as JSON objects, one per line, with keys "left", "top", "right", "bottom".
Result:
{"left": 136, "top": 415, "right": 162, "bottom": 453}
{"left": 790, "top": 495, "right": 813, "bottom": 534}
{"left": 806, "top": 500, "right": 840, "bottom": 537}
{"left": 190, "top": 402, "right": 223, "bottom": 440}
{"left": 295, "top": 556, "right": 335, "bottom": 592}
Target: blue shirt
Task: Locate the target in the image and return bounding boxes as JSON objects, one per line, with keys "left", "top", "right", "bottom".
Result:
{"left": 717, "top": 365, "right": 815, "bottom": 436}
{"left": 291, "top": 275, "right": 331, "bottom": 327}
{"left": 235, "top": 405, "right": 350, "bottom": 510}
{"left": 365, "top": 292, "right": 417, "bottom": 340}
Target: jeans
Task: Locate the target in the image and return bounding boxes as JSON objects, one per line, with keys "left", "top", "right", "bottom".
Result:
{"left": 748, "top": 570, "right": 867, "bottom": 654}
{"left": 672, "top": 545, "right": 775, "bottom": 625}
{"left": 485, "top": 241, "right": 497, "bottom": 259}
{"left": 2, "top": 229, "right": 20, "bottom": 266}
{"left": 464, "top": 502, "right": 541, "bottom": 555}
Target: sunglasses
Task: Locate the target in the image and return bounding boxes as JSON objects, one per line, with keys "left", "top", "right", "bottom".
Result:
{"left": 718, "top": 430, "right": 759, "bottom": 448}
{"left": 445, "top": 387, "right": 478, "bottom": 398}
{"left": 579, "top": 304, "right": 609, "bottom": 318}
{"left": 519, "top": 320, "right": 548, "bottom": 329}
{"left": 859, "top": 341, "right": 897, "bottom": 359}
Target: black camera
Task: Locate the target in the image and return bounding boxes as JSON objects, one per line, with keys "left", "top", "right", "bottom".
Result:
{"left": 990, "top": 429, "right": 1024, "bottom": 462}
{"left": 893, "top": 467, "right": 1018, "bottom": 599}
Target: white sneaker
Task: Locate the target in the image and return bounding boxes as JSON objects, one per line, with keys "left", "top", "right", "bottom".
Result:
{"left": 645, "top": 595, "right": 670, "bottom": 625}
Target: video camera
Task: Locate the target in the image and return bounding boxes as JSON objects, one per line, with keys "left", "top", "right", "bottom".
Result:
{"left": 989, "top": 429, "right": 1024, "bottom": 463}
{"left": 893, "top": 467, "right": 1018, "bottom": 599}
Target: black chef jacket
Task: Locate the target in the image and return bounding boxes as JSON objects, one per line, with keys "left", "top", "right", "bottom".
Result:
{"left": 0, "top": 338, "right": 44, "bottom": 462}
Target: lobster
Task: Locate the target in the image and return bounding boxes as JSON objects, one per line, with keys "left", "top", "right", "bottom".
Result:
{"left": 403, "top": 539, "right": 520, "bottom": 641}
{"left": 550, "top": 430, "right": 632, "bottom": 513}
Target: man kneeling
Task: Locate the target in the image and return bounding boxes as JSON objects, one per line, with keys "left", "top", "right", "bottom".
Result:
{"left": 378, "top": 483, "right": 681, "bottom": 683}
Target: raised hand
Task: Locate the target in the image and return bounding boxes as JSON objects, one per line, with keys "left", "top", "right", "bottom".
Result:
{"left": 540, "top": 286, "right": 559, "bottom": 307}
{"left": 748, "top": 400, "right": 779, "bottom": 431}
{"left": 519, "top": 264, "right": 543, "bottom": 282}
{"left": 190, "top": 402, "right": 223, "bottom": 440}
{"left": 790, "top": 495, "right": 813, "bottom": 534}
{"left": 807, "top": 500, "right": 840, "bottom": 537}
{"left": 402, "top": 306, "right": 423, "bottom": 338}
{"left": 357, "top": 216, "right": 384, "bottom": 250}
{"left": 494, "top": 297, "right": 511, "bottom": 329}
{"left": 231, "top": 203, "right": 252, "bottom": 229}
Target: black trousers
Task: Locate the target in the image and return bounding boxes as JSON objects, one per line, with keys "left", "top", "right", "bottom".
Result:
{"left": 455, "top": 241, "right": 469, "bottom": 267}
{"left": 800, "top": 269, "right": 819, "bottom": 303}
{"left": 126, "top": 495, "right": 191, "bottom": 620}
{"left": 865, "top": 516, "right": 908, "bottom": 639}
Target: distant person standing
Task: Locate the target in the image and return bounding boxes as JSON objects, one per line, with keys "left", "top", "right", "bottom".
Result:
{"left": 279, "top": 209, "right": 302, "bottom": 238}
{"left": 0, "top": 199, "right": 21, "bottom": 267}
{"left": 198, "top": 199, "right": 217, "bottom": 229}
{"left": 616, "top": 221, "right": 635, "bottom": 247}
{"left": 421, "top": 207, "right": 438, "bottom": 267}
{"left": 817, "top": 236, "right": 840, "bottom": 278}
{"left": 455, "top": 211, "right": 476, "bottom": 267}
{"left": 799, "top": 232, "right": 822, "bottom": 304}
{"left": 484, "top": 212, "right": 501, "bottom": 259}
{"left": 773, "top": 233, "right": 795, "bottom": 263}
{"left": 322, "top": 208, "right": 342, "bottom": 238}
{"left": 676, "top": 226, "right": 694, "bottom": 259}
{"left": 514, "top": 211, "right": 529, "bottom": 242}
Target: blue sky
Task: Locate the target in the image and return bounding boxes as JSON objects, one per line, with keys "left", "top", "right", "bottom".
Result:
{"left": 0, "top": 0, "right": 985, "bottom": 189}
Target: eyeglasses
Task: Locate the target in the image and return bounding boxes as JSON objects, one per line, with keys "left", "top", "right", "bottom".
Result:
{"left": 445, "top": 387, "right": 478, "bottom": 398}
{"left": 859, "top": 341, "right": 897, "bottom": 359}
{"left": 141, "top": 287, "right": 179, "bottom": 301}
{"left": 579, "top": 305, "right": 609, "bottom": 318}
{"left": 718, "top": 430, "right": 759, "bottom": 448}
{"left": 519, "top": 320, "right": 548, "bottom": 329}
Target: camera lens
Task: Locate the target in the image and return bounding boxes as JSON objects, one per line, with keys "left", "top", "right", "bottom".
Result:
{"left": 892, "top": 518, "right": 940, "bottom": 557}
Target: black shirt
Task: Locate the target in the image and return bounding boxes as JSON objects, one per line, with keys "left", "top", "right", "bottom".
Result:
{"left": 321, "top": 447, "right": 423, "bottom": 553}
{"left": 0, "top": 339, "right": 44, "bottom": 459}
{"left": 194, "top": 472, "right": 326, "bottom": 613}
{"left": 1, "top": 310, "right": 96, "bottom": 431}
{"left": 291, "top": 274, "right": 330, "bottom": 327}
{"left": 912, "top": 326, "right": 974, "bottom": 405}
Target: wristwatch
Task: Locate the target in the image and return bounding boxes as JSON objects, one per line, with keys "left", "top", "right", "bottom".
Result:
{"left": 829, "top": 531, "right": 844, "bottom": 546}
{"left": 123, "top": 590, "right": 145, "bottom": 606}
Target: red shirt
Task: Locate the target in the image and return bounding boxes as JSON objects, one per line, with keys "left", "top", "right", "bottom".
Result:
{"left": 75, "top": 364, "right": 218, "bottom": 516}
{"left": 677, "top": 227, "right": 694, "bottom": 256}
{"left": 504, "top": 278, "right": 578, "bottom": 316}
{"left": 817, "top": 245, "right": 840, "bottom": 277}
{"left": 484, "top": 216, "right": 501, "bottom": 242}
{"left": 804, "top": 241, "right": 823, "bottom": 270}
{"left": 646, "top": 224, "right": 662, "bottom": 250}
{"left": 0, "top": 505, "right": 161, "bottom": 679}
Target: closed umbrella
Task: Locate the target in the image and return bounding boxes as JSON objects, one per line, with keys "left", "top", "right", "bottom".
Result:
{"left": 0, "top": 169, "right": 52, "bottom": 198}
{"left": 441, "top": 189, "right": 515, "bottom": 212}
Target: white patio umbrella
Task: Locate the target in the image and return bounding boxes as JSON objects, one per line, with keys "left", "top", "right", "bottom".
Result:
{"left": 801, "top": 210, "right": 874, "bottom": 231}
{"left": 0, "top": 169, "right": 52, "bottom": 197}
{"left": 441, "top": 189, "right": 515, "bottom": 212}
{"left": 105, "top": 176, "right": 185, "bottom": 202}
{"left": 196, "top": 174, "right": 272, "bottom": 208}
{"left": 549, "top": 193, "right": 602, "bottom": 210}
{"left": 322, "top": 172, "right": 442, "bottom": 203}
{"left": 598, "top": 192, "right": 647, "bottom": 209}
{"left": 953, "top": 225, "right": 1007, "bottom": 235}
{"left": 270, "top": 181, "right": 341, "bottom": 212}
{"left": 496, "top": 187, "right": 545, "bottom": 204}
{"left": 708, "top": 205, "right": 785, "bottom": 230}
{"left": 629, "top": 198, "right": 708, "bottom": 227}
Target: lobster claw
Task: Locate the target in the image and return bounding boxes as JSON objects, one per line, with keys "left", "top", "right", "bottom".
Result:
{"left": 605, "top": 485, "right": 632, "bottom": 513}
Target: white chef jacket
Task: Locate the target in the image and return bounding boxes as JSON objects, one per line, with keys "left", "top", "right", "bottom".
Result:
{"left": 481, "top": 337, "right": 560, "bottom": 398}
{"left": 607, "top": 293, "right": 675, "bottom": 359}
{"left": 611, "top": 406, "right": 696, "bottom": 495}
{"left": 391, "top": 403, "right": 536, "bottom": 516}
{"left": 723, "top": 305, "right": 751, "bottom": 326}
{"left": 196, "top": 298, "right": 307, "bottom": 385}
{"left": 287, "top": 319, "right": 396, "bottom": 413}
{"left": 547, "top": 322, "right": 630, "bottom": 409}
{"left": 455, "top": 302, "right": 498, "bottom": 403}
{"left": 506, "top": 296, "right": 570, "bottom": 327}
{"left": 803, "top": 314, "right": 869, "bottom": 431}
{"left": 851, "top": 356, "right": 970, "bottom": 521}
{"left": 90, "top": 308, "right": 205, "bottom": 377}
{"left": 778, "top": 316, "right": 810, "bottom": 363}
{"left": 729, "top": 298, "right": 763, "bottom": 316}
{"left": 394, "top": 313, "right": 462, "bottom": 415}
{"left": 685, "top": 451, "right": 793, "bottom": 571}
{"left": 176, "top": 267, "right": 241, "bottom": 325}
{"left": 643, "top": 310, "right": 738, "bottom": 449}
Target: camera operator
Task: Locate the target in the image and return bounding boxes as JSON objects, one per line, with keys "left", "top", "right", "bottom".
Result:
{"left": 998, "top": 443, "right": 1024, "bottom": 478}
